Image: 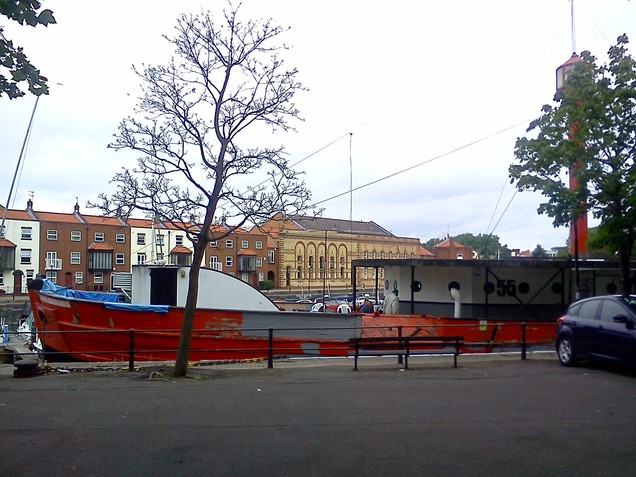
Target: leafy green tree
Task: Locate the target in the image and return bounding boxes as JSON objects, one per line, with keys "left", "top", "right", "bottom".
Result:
{"left": 92, "top": 4, "right": 311, "bottom": 377}
{"left": 454, "top": 233, "right": 510, "bottom": 259}
{"left": 531, "top": 244, "right": 548, "bottom": 257}
{"left": 510, "top": 36, "right": 636, "bottom": 295}
{"left": 0, "top": 0, "right": 55, "bottom": 98}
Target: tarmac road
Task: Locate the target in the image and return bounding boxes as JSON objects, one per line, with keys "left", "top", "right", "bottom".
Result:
{"left": 1, "top": 353, "right": 635, "bottom": 477}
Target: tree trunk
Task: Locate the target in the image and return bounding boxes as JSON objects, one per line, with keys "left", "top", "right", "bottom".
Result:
{"left": 618, "top": 246, "right": 633, "bottom": 297}
{"left": 173, "top": 239, "right": 207, "bottom": 377}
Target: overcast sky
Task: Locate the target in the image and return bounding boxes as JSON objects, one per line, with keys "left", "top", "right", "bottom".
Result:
{"left": 2, "top": 0, "right": 635, "bottom": 250}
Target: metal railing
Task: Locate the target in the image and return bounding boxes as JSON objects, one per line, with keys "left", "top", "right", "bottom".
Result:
{"left": 1, "top": 321, "right": 556, "bottom": 371}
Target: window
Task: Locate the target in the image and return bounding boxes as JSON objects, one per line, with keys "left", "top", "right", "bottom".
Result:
{"left": 26, "top": 269, "right": 34, "bottom": 280}
{"left": 116, "top": 233, "right": 125, "bottom": 244}
{"left": 94, "top": 232, "right": 104, "bottom": 242}
{"left": 256, "top": 257, "right": 263, "bottom": 267}
{"left": 20, "top": 249, "right": 31, "bottom": 265}
{"left": 175, "top": 235, "right": 184, "bottom": 246}
{"left": 241, "top": 240, "right": 249, "bottom": 249}
{"left": 47, "top": 229, "right": 58, "bottom": 240}
{"left": 210, "top": 240, "right": 217, "bottom": 247}
{"left": 0, "top": 275, "right": 3, "bottom": 287}
{"left": 268, "top": 250, "right": 275, "bottom": 264}
{"left": 156, "top": 234, "right": 164, "bottom": 246}
{"left": 75, "top": 272, "right": 83, "bottom": 284}
{"left": 70, "top": 252, "right": 81, "bottom": 265}
{"left": 115, "top": 253, "right": 125, "bottom": 265}
{"left": 45, "top": 271, "right": 57, "bottom": 283}
{"left": 225, "top": 256, "right": 233, "bottom": 267}
{"left": 137, "top": 233, "right": 146, "bottom": 246}
{"left": 21, "top": 227, "right": 32, "bottom": 240}
{"left": 137, "top": 253, "right": 146, "bottom": 265}
{"left": 599, "top": 300, "right": 627, "bottom": 323}
{"left": 226, "top": 239, "right": 234, "bottom": 248}
{"left": 70, "top": 230, "right": 81, "bottom": 241}
{"left": 255, "top": 241, "right": 263, "bottom": 250}
{"left": 258, "top": 272, "right": 264, "bottom": 282}
{"left": 574, "top": 300, "right": 599, "bottom": 320}
{"left": 210, "top": 256, "right": 222, "bottom": 271}
{"left": 456, "top": 253, "right": 463, "bottom": 260}
{"left": 94, "top": 272, "right": 104, "bottom": 284}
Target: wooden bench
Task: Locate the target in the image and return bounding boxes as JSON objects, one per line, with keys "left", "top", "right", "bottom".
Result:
{"left": 349, "top": 335, "right": 463, "bottom": 370}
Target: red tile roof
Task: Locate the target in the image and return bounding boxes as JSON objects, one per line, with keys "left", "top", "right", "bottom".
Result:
{"left": 170, "top": 246, "right": 192, "bottom": 255}
{"left": 0, "top": 238, "right": 16, "bottom": 247}
{"left": 87, "top": 242, "right": 114, "bottom": 251}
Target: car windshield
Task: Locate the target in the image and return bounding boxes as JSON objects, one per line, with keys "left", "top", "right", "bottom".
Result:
{"left": 618, "top": 296, "right": 636, "bottom": 314}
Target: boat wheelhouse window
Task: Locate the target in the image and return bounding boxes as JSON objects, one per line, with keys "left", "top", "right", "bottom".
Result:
{"left": 70, "top": 230, "right": 81, "bottom": 241}
{"left": 226, "top": 256, "right": 233, "bottom": 267}
{"left": 21, "top": 227, "right": 32, "bottom": 240}
{"left": 242, "top": 240, "right": 249, "bottom": 248}
{"left": 116, "top": 253, "right": 125, "bottom": 265}
{"left": 94, "top": 272, "right": 104, "bottom": 284}
{"left": 116, "top": 233, "right": 125, "bottom": 243}
{"left": 256, "top": 240, "right": 263, "bottom": 249}
{"left": 137, "top": 233, "right": 145, "bottom": 245}
{"left": 70, "top": 251, "right": 81, "bottom": 265}
{"left": 47, "top": 229, "right": 58, "bottom": 240}
{"left": 94, "top": 232, "right": 105, "bottom": 242}
{"left": 226, "top": 239, "right": 234, "bottom": 248}
{"left": 75, "top": 272, "right": 83, "bottom": 284}
{"left": 20, "top": 249, "right": 31, "bottom": 264}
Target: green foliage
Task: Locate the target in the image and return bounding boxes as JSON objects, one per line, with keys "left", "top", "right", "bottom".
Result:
{"left": 510, "top": 36, "right": 636, "bottom": 293}
{"left": 425, "top": 233, "right": 511, "bottom": 259}
{"left": 454, "top": 233, "right": 510, "bottom": 259}
{"left": 259, "top": 280, "right": 274, "bottom": 290}
{"left": 0, "top": 0, "right": 55, "bottom": 98}
{"left": 531, "top": 244, "right": 548, "bottom": 257}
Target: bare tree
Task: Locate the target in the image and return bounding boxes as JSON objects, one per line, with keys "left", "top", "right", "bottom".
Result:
{"left": 91, "top": 4, "right": 312, "bottom": 377}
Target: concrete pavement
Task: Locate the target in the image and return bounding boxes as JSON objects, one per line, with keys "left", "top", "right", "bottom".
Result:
{"left": 1, "top": 352, "right": 636, "bottom": 477}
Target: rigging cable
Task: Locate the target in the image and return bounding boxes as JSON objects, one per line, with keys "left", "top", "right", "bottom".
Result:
{"left": 312, "top": 118, "right": 531, "bottom": 208}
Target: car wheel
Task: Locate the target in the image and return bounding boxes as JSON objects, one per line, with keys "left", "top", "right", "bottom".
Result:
{"left": 557, "top": 336, "right": 577, "bottom": 367}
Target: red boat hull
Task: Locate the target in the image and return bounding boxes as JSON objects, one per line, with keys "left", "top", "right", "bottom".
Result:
{"left": 29, "top": 288, "right": 556, "bottom": 363}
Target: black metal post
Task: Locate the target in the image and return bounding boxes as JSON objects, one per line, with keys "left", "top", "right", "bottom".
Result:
{"left": 128, "top": 329, "right": 135, "bottom": 371}
{"left": 268, "top": 328, "right": 274, "bottom": 369}
{"left": 521, "top": 322, "right": 527, "bottom": 361}
{"left": 397, "top": 325, "right": 403, "bottom": 365}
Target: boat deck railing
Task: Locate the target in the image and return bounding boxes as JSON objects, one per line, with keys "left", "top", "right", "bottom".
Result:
{"left": 1, "top": 321, "right": 556, "bottom": 370}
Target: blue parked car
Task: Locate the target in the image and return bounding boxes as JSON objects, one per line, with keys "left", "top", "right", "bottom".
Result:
{"left": 556, "top": 295, "right": 636, "bottom": 367}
